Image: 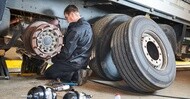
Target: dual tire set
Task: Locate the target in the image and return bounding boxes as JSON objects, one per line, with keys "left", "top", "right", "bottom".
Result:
{"left": 89, "top": 14, "right": 176, "bottom": 92}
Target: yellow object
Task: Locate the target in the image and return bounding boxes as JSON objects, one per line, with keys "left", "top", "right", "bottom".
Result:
{"left": 5, "top": 60, "right": 190, "bottom": 69}
{"left": 6, "top": 60, "right": 22, "bottom": 68}
{"left": 176, "top": 61, "right": 190, "bottom": 66}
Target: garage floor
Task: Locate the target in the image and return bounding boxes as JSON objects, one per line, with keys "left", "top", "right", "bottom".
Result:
{"left": 0, "top": 70, "right": 190, "bottom": 99}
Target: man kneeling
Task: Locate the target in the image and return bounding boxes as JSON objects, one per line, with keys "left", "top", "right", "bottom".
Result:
{"left": 44, "top": 5, "right": 93, "bottom": 85}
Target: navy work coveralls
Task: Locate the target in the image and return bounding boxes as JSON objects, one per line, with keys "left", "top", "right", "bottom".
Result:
{"left": 44, "top": 18, "right": 93, "bottom": 81}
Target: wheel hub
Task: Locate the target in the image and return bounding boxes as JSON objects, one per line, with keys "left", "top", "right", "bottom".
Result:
{"left": 36, "top": 29, "right": 58, "bottom": 53}
{"left": 23, "top": 21, "right": 63, "bottom": 59}
{"left": 42, "top": 36, "right": 52, "bottom": 46}
{"left": 141, "top": 31, "right": 167, "bottom": 70}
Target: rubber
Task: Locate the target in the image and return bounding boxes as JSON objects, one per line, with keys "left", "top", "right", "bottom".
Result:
{"left": 91, "top": 14, "right": 131, "bottom": 80}
{"left": 97, "top": 14, "right": 131, "bottom": 80}
{"left": 111, "top": 16, "right": 176, "bottom": 92}
{"left": 159, "top": 24, "right": 177, "bottom": 53}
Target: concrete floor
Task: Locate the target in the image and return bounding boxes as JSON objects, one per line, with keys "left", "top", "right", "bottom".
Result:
{"left": 0, "top": 70, "right": 190, "bottom": 99}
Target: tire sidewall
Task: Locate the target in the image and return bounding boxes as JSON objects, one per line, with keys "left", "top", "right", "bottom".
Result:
{"left": 127, "top": 16, "right": 176, "bottom": 87}
{"left": 98, "top": 15, "right": 131, "bottom": 80}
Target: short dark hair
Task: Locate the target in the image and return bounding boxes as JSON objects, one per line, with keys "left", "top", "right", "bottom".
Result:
{"left": 64, "top": 5, "right": 79, "bottom": 15}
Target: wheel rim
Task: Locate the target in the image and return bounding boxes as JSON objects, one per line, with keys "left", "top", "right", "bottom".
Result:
{"left": 35, "top": 28, "right": 60, "bottom": 53}
{"left": 23, "top": 21, "right": 63, "bottom": 59}
{"left": 141, "top": 30, "right": 167, "bottom": 70}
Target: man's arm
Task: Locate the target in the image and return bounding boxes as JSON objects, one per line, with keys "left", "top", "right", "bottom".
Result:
{"left": 52, "top": 30, "right": 79, "bottom": 62}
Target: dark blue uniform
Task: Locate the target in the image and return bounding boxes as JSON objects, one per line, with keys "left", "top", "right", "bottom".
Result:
{"left": 45, "top": 18, "right": 93, "bottom": 81}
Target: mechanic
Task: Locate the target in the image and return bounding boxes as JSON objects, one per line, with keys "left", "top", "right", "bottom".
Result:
{"left": 44, "top": 5, "right": 93, "bottom": 85}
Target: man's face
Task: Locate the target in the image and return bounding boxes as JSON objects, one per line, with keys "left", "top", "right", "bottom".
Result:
{"left": 64, "top": 13, "right": 73, "bottom": 23}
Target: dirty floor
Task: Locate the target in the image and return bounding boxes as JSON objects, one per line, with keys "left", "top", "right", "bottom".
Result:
{"left": 0, "top": 70, "right": 190, "bottom": 99}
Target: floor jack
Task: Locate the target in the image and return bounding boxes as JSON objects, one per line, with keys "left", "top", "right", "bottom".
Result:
{"left": 0, "top": 50, "right": 10, "bottom": 80}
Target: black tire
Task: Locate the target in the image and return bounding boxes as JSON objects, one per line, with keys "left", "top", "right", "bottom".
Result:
{"left": 91, "top": 14, "right": 117, "bottom": 58}
{"left": 89, "top": 58, "right": 106, "bottom": 79}
{"left": 91, "top": 14, "right": 131, "bottom": 80}
{"left": 93, "top": 14, "right": 119, "bottom": 45}
{"left": 111, "top": 16, "right": 176, "bottom": 92}
{"left": 90, "top": 14, "right": 117, "bottom": 80}
{"left": 159, "top": 24, "right": 177, "bottom": 53}
{"left": 21, "top": 55, "right": 46, "bottom": 74}
{"left": 97, "top": 14, "right": 131, "bottom": 80}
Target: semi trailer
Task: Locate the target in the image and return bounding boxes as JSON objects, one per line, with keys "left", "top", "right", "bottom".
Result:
{"left": 0, "top": 0, "right": 190, "bottom": 92}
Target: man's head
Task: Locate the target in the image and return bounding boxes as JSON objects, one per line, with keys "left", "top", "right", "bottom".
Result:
{"left": 64, "top": 5, "right": 81, "bottom": 23}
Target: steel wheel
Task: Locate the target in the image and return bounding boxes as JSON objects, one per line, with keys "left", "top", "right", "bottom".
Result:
{"left": 111, "top": 16, "right": 176, "bottom": 92}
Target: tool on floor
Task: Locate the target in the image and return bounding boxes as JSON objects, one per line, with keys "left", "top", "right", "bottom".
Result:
{"left": 52, "top": 84, "right": 71, "bottom": 91}
{"left": 63, "top": 89, "right": 93, "bottom": 99}
{"left": 27, "top": 85, "right": 92, "bottom": 99}
{"left": 27, "top": 86, "right": 57, "bottom": 99}
{"left": 27, "top": 85, "right": 71, "bottom": 99}
{"left": 47, "top": 78, "right": 78, "bottom": 86}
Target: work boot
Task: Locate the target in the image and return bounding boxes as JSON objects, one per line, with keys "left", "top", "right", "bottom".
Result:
{"left": 76, "top": 69, "right": 92, "bottom": 86}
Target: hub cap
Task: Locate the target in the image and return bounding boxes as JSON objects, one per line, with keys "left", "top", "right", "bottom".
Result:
{"left": 141, "top": 31, "right": 167, "bottom": 70}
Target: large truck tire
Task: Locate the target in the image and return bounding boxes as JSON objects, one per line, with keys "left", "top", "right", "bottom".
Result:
{"left": 90, "top": 14, "right": 117, "bottom": 80}
{"left": 91, "top": 14, "right": 131, "bottom": 80}
{"left": 111, "top": 16, "right": 176, "bottom": 92}
{"left": 92, "top": 14, "right": 117, "bottom": 58}
{"left": 159, "top": 24, "right": 177, "bottom": 53}
{"left": 89, "top": 58, "right": 107, "bottom": 79}
{"left": 93, "top": 14, "right": 117, "bottom": 43}
{"left": 97, "top": 14, "right": 131, "bottom": 80}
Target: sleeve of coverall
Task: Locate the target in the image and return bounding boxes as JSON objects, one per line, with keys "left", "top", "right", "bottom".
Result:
{"left": 52, "top": 30, "right": 80, "bottom": 62}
